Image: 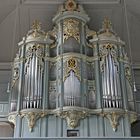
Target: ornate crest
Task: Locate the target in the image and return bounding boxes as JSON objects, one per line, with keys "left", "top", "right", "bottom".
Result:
{"left": 63, "top": 57, "right": 80, "bottom": 81}
{"left": 63, "top": 19, "right": 80, "bottom": 42}
{"left": 65, "top": 0, "right": 77, "bottom": 11}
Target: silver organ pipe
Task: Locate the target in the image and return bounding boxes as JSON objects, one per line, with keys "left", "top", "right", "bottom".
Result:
{"left": 101, "top": 46, "right": 122, "bottom": 108}
{"left": 23, "top": 45, "right": 44, "bottom": 109}
{"left": 64, "top": 70, "right": 80, "bottom": 107}
{"left": 30, "top": 53, "right": 35, "bottom": 108}
{"left": 37, "top": 60, "right": 40, "bottom": 108}
{"left": 39, "top": 61, "right": 43, "bottom": 108}
{"left": 34, "top": 53, "right": 38, "bottom": 108}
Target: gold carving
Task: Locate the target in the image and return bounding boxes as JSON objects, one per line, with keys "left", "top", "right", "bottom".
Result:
{"left": 56, "top": 0, "right": 87, "bottom": 15}
{"left": 99, "top": 44, "right": 118, "bottom": 73}
{"left": 63, "top": 19, "right": 80, "bottom": 43}
{"left": 68, "top": 57, "right": 77, "bottom": 69}
{"left": 64, "top": 57, "right": 81, "bottom": 81}
{"left": 27, "top": 20, "right": 45, "bottom": 38}
{"left": 98, "top": 17, "right": 114, "bottom": 36}
{"left": 65, "top": 0, "right": 77, "bottom": 11}
{"left": 56, "top": 110, "right": 89, "bottom": 128}
{"left": 102, "top": 112, "right": 123, "bottom": 132}
{"left": 21, "top": 111, "right": 46, "bottom": 132}
{"left": 32, "top": 20, "right": 41, "bottom": 38}
{"left": 103, "top": 17, "right": 112, "bottom": 31}
{"left": 8, "top": 114, "right": 17, "bottom": 127}
{"left": 8, "top": 108, "right": 137, "bottom": 133}
{"left": 32, "top": 20, "right": 41, "bottom": 31}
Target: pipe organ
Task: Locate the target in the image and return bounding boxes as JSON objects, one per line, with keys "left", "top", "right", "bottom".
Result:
{"left": 8, "top": 0, "right": 137, "bottom": 138}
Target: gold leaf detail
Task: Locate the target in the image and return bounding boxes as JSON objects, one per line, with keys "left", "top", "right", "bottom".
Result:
{"left": 65, "top": 0, "right": 77, "bottom": 11}
{"left": 63, "top": 19, "right": 80, "bottom": 43}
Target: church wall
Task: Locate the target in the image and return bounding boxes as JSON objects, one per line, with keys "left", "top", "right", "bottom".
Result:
{"left": 0, "top": 124, "right": 13, "bottom": 137}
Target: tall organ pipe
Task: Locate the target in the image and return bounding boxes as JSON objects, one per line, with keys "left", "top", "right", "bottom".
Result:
{"left": 23, "top": 45, "right": 44, "bottom": 109}
{"left": 101, "top": 46, "right": 122, "bottom": 108}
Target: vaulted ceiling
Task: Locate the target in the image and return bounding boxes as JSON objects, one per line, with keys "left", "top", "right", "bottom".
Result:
{"left": 0, "top": 0, "right": 140, "bottom": 92}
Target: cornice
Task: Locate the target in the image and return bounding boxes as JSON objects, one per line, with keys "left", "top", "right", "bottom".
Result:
{"left": 22, "top": 0, "right": 121, "bottom": 5}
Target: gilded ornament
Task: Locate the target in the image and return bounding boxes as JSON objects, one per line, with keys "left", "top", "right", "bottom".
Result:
{"left": 8, "top": 114, "right": 17, "bottom": 127}
{"left": 99, "top": 44, "right": 118, "bottom": 72}
{"left": 32, "top": 20, "right": 41, "bottom": 38}
{"left": 32, "top": 20, "right": 41, "bottom": 30}
{"left": 103, "top": 112, "right": 123, "bottom": 132}
{"left": 103, "top": 17, "right": 112, "bottom": 31}
{"left": 98, "top": 17, "right": 114, "bottom": 36}
{"left": 27, "top": 20, "right": 45, "bottom": 38}
{"left": 21, "top": 111, "right": 46, "bottom": 132}
{"left": 55, "top": 0, "right": 87, "bottom": 15}
{"left": 24, "top": 44, "right": 44, "bottom": 77}
{"left": 67, "top": 57, "right": 77, "bottom": 69}
{"left": 63, "top": 19, "right": 80, "bottom": 43}
{"left": 64, "top": 57, "right": 81, "bottom": 81}
{"left": 65, "top": 0, "right": 77, "bottom": 11}
{"left": 56, "top": 110, "right": 89, "bottom": 128}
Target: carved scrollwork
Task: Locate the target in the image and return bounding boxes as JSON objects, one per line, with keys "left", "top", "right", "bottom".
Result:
{"left": 63, "top": 57, "right": 81, "bottom": 81}
{"left": 98, "top": 18, "right": 115, "bottom": 36}
{"left": 63, "top": 19, "right": 80, "bottom": 43}
{"left": 124, "top": 64, "right": 132, "bottom": 86}
{"left": 8, "top": 108, "right": 137, "bottom": 133}
{"left": 8, "top": 114, "right": 17, "bottom": 127}
{"left": 56, "top": 110, "right": 89, "bottom": 129}
{"left": 20, "top": 111, "right": 47, "bottom": 132}
{"left": 25, "top": 44, "right": 44, "bottom": 75}
{"left": 102, "top": 17, "right": 112, "bottom": 31}
{"left": 11, "top": 54, "right": 20, "bottom": 88}
{"left": 99, "top": 44, "right": 118, "bottom": 72}
{"left": 29, "top": 20, "right": 45, "bottom": 38}
{"left": 65, "top": 0, "right": 77, "bottom": 11}
{"left": 56, "top": 0, "right": 87, "bottom": 14}
{"left": 26, "top": 44, "right": 44, "bottom": 59}
{"left": 102, "top": 112, "right": 123, "bottom": 132}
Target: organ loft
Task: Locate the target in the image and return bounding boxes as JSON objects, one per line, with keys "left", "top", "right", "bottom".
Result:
{"left": 8, "top": 0, "right": 137, "bottom": 138}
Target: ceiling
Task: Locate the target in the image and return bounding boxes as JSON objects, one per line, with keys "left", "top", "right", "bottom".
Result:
{"left": 0, "top": 0, "right": 140, "bottom": 80}
{"left": 0, "top": 0, "right": 139, "bottom": 62}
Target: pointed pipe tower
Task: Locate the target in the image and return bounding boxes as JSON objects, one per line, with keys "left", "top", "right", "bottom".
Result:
{"left": 8, "top": 0, "right": 137, "bottom": 138}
